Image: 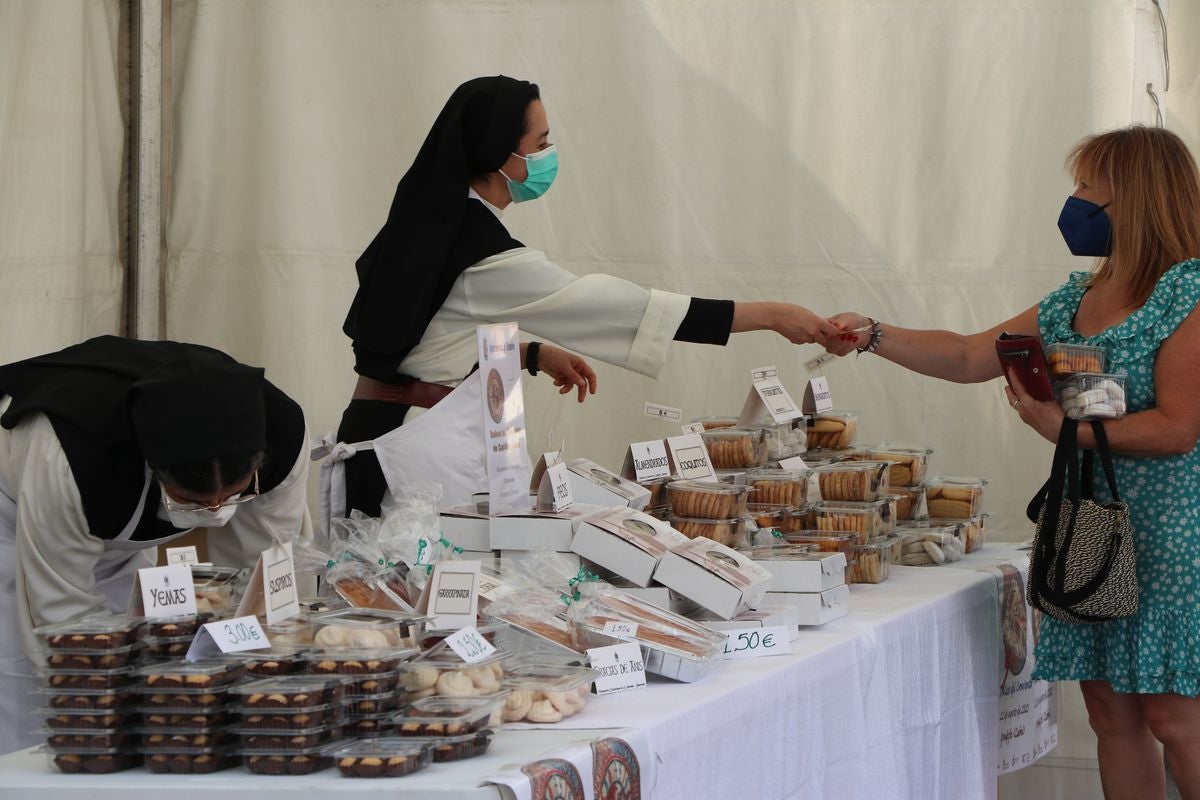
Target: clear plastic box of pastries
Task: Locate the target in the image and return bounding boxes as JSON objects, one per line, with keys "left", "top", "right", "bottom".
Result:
{"left": 637, "top": 477, "right": 670, "bottom": 510}
{"left": 848, "top": 541, "right": 891, "bottom": 584}
{"left": 745, "top": 468, "right": 809, "bottom": 507}
{"left": 1045, "top": 343, "right": 1108, "bottom": 379}
{"left": 693, "top": 416, "right": 738, "bottom": 431}
{"left": 229, "top": 674, "right": 351, "bottom": 709}
{"left": 326, "top": 737, "right": 433, "bottom": 778}
{"left": 1056, "top": 372, "right": 1128, "bottom": 420}
{"left": 896, "top": 524, "right": 965, "bottom": 566}
{"left": 395, "top": 651, "right": 507, "bottom": 703}
{"left": 866, "top": 443, "right": 933, "bottom": 487}
{"left": 699, "top": 428, "right": 770, "bottom": 469}
{"left": 746, "top": 504, "right": 808, "bottom": 535}
{"left": 35, "top": 614, "right": 141, "bottom": 652}
{"left": 42, "top": 745, "right": 142, "bottom": 774}
{"left": 813, "top": 462, "right": 891, "bottom": 502}
{"left": 665, "top": 514, "right": 747, "bottom": 548}
{"left": 781, "top": 531, "right": 858, "bottom": 566}
{"left": 873, "top": 532, "right": 905, "bottom": 564}
{"left": 924, "top": 476, "right": 986, "bottom": 519}
{"left": 805, "top": 412, "right": 859, "bottom": 450}
{"left": 666, "top": 480, "right": 750, "bottom": 519}
{"left": 923, "top": 514, "right": 989, "bottom": 554}
{"left": 888, "top": 485, "right": 925, "bottom": 522}
{"left": 142, "top": 747, "right": 240, "bottom": 774}
{"left": 499, "top": 664, "right": 595, "bottom": 724}
{"left": 309, "top": 607, "right": 425, "bottom": 649}
{"left": 745, "top": 419, "right": 808, "bottom": 460}
{"left": 812, "top": 499, "right": 891, "bottom": 544}
{"left": 401, "top": 729, "right": 495, "bottom": 762}
{"left": 392, "top": 694, "right": 507, "bottom": 736}
{"left": 260, "top": 618, "right": 316, "bottom": 646}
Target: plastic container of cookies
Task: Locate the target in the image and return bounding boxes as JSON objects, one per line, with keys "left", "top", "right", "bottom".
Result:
{"left": 230, "top": 675, "right": 350, "bottom": 709}
{"left": 344, "top": 710, "right": 394, "bottom": 737}
{"left": 35, "top": 615, "right": 141, "bottom": 651}
{"left": 133, "top": 658, "right": 247, "bottom": 690}
{"left": 42, "top": 745, "right": 141, "bottom": 774}
{"left": 957, "top": 514, "right": 988, "bottom": 553}
{"left": 847, "top": 541, "right": 891, "bottom": 584}
{"left": 136, "top": 686, "right": 235, "bottom": 710}
{"left": 746, "top": 505, "right": 807, "bottom": 535}
{"left": 143, "top": 748, "right": 239, "bottom": 774}
{"left": 41, "top": 687, "right": 138, "bottom": 712}
{"left": 498, "top": 664, "right": 595, "bottom": 723}
{"left": 866, "top": 443, "right": 933, "bottom": 487}
{"left": 304, "top": 648, "right": 411, "bottom": 696}
{"left": 395, "top": 652, "right": 506, "bottom": 703}
{"left": 1056, "top": 372, "right": 1128, "bottom": 420}
{"left": 1045, "top": 343, "right": 1108, "bottom": 379}
{"left": 233, "top": 703, "right": 347, "bottom": 731}
{"left": 417, "top": 621, "right": 507, "bottom": 651}
{"left": 780, "top": 531, "right": 858, "bottom": 566}
{"left": 142, "top": 634, "right": 194, "bottom": 660}
{"left": 241, "top": 645, "right": 313, "bottom": 677}
{"left": 40, "top": 728, "right": 137, "bottom": 750}
{"left": 746, "top": 419, "right": 808, "bottom": 460}
{"left": 888, "top": 485, "right": 925, "bottom": 521}
{"left": 235, "top": 725, "right": 345, "bottom": 752}
{"left": 693, "top": 416, "right": 738, "bottom": 431}
{"left": 261, "top": 618, "right": 316, "bottom": 646}
{"left": 897, "top": 524, "right": 965, "bottom": 566}
{"left": 40, "top": 667, "right": 135, "bottom": 691}
{"left": 813, "top": 461, "right": 890, "bottom": 502}
{"left": 745, "top": 469, "right": 809, "bottom": 507}
{"left": 924, "top": 477, "right": 986, "bottom": 519}
{"left": 666, "top": 480, "right": 750, "bottom": 519}
{"left": 665, "top": 514, "right": 747, "bottom": 548}
{"left": 404, "top": 729, "right": 495, "bottom": 762}
{"left": 43, "top": 642, "right": 145, "bottom": 670}
{"left": 812, "top": 500, "right": 890, "bottom": 544}
{"left": 42, "top": 708, "right": 135, "bottom": 730}
{"left": 806, "top": 412, "right": 859, "bottom": 450}
{"left": 138, "top": 728, "right": 235, "bottom": 751}
{"left": 327, "top": 737, "right": 433, "bottom": 778}
{"left": 141, "top": 613, "right": 215, "bottom": 640}
{"left": 309, "top": 608, "right": 425, "bottom": 650}
{"left": 392, "top": 695, "right": 507, "bottom": 736}
{"left": 699, "top": 428, "right": 769, "bottom": 469}
{"left": 244, "top": 747, "right": 334, "bottom": 775}
{"left": 137, "top": 707, "right": 234, "bottom": 729}
{"left": 635, "top": 478, "right": 670, "bottom": 510}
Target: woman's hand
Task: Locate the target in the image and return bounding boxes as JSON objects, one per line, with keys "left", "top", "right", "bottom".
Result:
{"left": 536, "top": 345, "right": 598, "bottom": 403}
{"left": 1005, "top": 368, "right": 1065, "bottom": 443}
{"left": 825, "top": 312, "right": 873, "bottom": 356}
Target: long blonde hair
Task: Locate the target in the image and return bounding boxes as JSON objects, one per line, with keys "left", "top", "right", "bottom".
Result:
{"left": 1067, "top": 126, "right": 1200, "bottom": 304}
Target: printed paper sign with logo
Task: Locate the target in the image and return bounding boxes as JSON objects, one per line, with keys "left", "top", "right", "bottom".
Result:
{"left": 665, "top": 434, "right": 716, "bottom": 482}
{"left": 139, "top": 565, "right": 198, "bottom": 619}
{"left": 587, "top": 642, "right": 647, "bottom": 695}
{"left": 477, "top": 323, "right": 531, "bottom": 515}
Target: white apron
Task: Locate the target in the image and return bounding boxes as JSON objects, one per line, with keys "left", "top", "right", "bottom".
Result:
{"left": 0, "top": 467, "right": 191, "bottom": 754}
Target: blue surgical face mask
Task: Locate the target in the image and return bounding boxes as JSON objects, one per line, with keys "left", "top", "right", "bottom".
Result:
{"left": 1057, "top": 196, "right": 1112, "bottom": 257}
{"left": 500, "top": 145, "right": 558, "bottom": 203}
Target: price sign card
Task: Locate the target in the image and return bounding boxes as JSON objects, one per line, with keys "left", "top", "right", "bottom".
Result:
{"left": 601, "top": 620, "right": 640, "bottom": 641}
{"left": 164, "top": 546, "right": 199, "bottom": 566}
{"left": 477, "top": 323, "right": 532, "bottom": 515}
{"left": 235, "top": 541, "right": 300, "bottom": 625}
{"left": 717, "top": 626, "right": 792, "bottom": 660}
{"left": 750, "top": 365, "right": 779, "bottom": 382}
{"left": 186, "top": 615, "right": 271, "bottom": 661}
{"left": 536, "top": 461, "right": 575, "bottom": 512}
{"left": 665, "top": 434, "right": 716, "bottom": 482}
{"left": 803, "top": 376, "right": 835, "bottom": 414}
{"left": 643, "top": 402, "right": 682, "bottom": 422}
{"left": 620, "top": 439, "right": 671, "bottom": 482}
{"left": 587, "top": 642, "right": 647, "bottom": 695}
{"left": 778, "top": 456, "right": 809, "bottom": 471}
{"left": 737, "top": 369, "right": 803, "bottom": 426}
{"left": 680, "top": 422, "right": 705, "bottom": 435}
{"left": 445, "top": 625, "right": 499, "bottom": 664}
{"left": 138, "top": 565, "right": 198, "bottom": 619}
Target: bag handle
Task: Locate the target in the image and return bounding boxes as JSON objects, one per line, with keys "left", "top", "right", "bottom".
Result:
{"left": 1029, "top": 418, "right": 1075, "bottom": 609}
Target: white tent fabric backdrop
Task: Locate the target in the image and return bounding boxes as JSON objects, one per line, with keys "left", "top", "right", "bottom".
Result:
{"left": 3, "top": 1, "right": 1200, "bottom": 796}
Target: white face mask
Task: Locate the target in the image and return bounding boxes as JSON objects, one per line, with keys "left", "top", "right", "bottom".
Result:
{"left": 162, "top": 500, "right": 241, "bottom": 530}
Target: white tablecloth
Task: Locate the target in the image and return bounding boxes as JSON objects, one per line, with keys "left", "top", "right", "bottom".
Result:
{"left": 0, "top": 547, "right": 1017, "bottom": 800}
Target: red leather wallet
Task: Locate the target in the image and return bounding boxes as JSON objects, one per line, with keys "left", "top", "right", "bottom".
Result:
{"left": 995, "top": 333, "right": 1056, "bottom": 402}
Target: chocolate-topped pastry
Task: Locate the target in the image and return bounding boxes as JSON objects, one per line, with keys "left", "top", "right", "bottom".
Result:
{"left": 144, "top": 752, "right": 234, "bottom": 774}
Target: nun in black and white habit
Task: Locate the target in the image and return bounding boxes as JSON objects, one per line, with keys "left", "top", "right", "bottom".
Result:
{"left": 0, "top": 336, "right": 311, "bottom": 753}
{"left": 337, "top": 75, "right": 838, "bottom": 517}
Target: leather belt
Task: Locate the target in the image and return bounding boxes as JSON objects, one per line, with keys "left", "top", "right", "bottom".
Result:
{"left": 352, "top": 375, "right": 453, "bottom": 408}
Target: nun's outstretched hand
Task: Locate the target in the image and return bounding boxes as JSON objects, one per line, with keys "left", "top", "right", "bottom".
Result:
{"left": 537, "top": 345, "right": 599, "bottom": 403}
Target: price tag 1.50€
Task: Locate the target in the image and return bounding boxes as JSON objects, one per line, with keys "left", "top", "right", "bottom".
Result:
{"left": 445, "top": 625, "right": 498, "bottom": 665}
{"left": 716, "top": 625, "right": 792, "bottom": 660}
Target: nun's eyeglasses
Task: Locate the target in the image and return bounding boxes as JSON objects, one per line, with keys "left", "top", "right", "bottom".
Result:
{"left": 162, "top": 471, "right": 260, "bottom": 513}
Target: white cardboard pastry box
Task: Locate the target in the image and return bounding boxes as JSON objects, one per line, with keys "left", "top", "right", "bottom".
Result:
{"left": 653, "top": 537, "right": 773, "bottom": 620}
{"left": 765, "top": 584, "right": 850, "bottom": 626}
{"left": 438, "top": 500, "right": 491, "bottom": 552}
{"left": 690, "top": 603, "right": 802, "bottom": 641}
{"left": 620, "top": 586, "right": 700, "bottom": 616}
{"left": 489, "top": 502, "right": 606, "bottom": 551}
{"left": 747, "top": 548, "right": 846, "bottom": 593}
{"left": 566, "top": 458, "right": 652, "bottom": 511}
{"left": 570, "top": 507, "right": 689, "bottom": 587}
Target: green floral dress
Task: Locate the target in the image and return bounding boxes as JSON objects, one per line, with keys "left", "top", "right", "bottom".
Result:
{"left": 1033, "top": 258, "right": 1200, "bottom": 695}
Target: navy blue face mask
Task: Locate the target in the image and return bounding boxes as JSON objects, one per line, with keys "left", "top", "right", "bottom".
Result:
{"left": 1057, "top": 196, "right": 1112, "bottom": 257}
